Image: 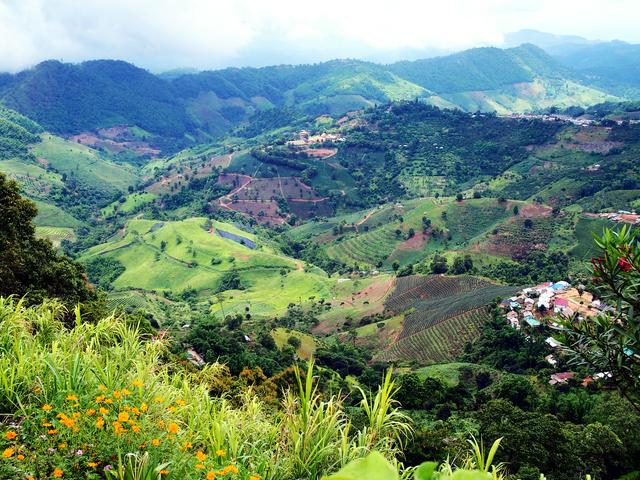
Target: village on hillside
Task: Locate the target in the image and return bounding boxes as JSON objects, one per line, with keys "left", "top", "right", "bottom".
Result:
{"left": 499, "top": 280, "right": 614, "bottom": 387}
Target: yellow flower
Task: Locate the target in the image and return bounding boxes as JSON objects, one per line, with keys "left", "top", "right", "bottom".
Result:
{"left": 113, "top": 390, "right": 121, "bottom": 399}
{"left": 42, "top": 422, "right": 53, "bottom": 427}
{"left": 132, "top": 379, "right": 143, "bottom": 388}
{"left": 195, "top": 463, "right": 205, "bottom": 470}
{"left": 5, "top": 431, "right": 16, "bottom": 440}
{"left": 206, "top": 473, "right": 216, "bottom": 480}
{"left": 166, "top": 406, "right": 176, "bottom": 413}
{"left": 98, "top": 384, "right": 107, "bottom": 391}
{"left": 88, "top": 462, "right": 98, "bottom": 468}
{"left": 72, "top": 412, "right": 81, "bottom": 418}
{"left": 112, "top": 421, "right": 127, "bottom": 435}
{"left": 96, "top": 418, "right": 105, "bottom": 429}
{"left": 99, "top": 407, "right": 109, "bottom": 415}
{"left": 48, "top": 429, "right": 58, "bottom": 435}
{"left": 3, "top": 448, "right": 14, "bottom": 458}
{"left": 167, "top": 422, "right": 179, "bottom": 434}
{"left": 183, "top": 441, "right": 193, "bottom": 450}
{"left": 131, "top": 424, "right": 141, "bottom": 433}
{"left": 105, "top": 398, "right": 113, "bottom": 404}
{"left": 195, "top": 450, "right": 207, "bottom": 462}
{"left": 215, "top": 449, "right": 225, "bottom": 457}
{"left": 86, "top": 408, "right": 96, "bottom": 416}
{"left": 42, "top": 404, "right": 53, "bottom": 411}
{"left": 140, "top": 403, "right": 148, "bottom": 413}
{"left": 66, "top": 395, "right": 78, "bottom": 402}
{"left": 175, "top": 399, "right": 186, "bottom": 406}
{"left": 122, "top": 389, "right": 132, "bottom": 396}
{"left": 153, "top": 396, "right": 163, "bottom": 403}
{"left": 118, "top": 412, "right": 130, "bottom": 423}
{"left": 53, "top": 468, "right": 63, "bottom": 477}
{"left": 151, "top": 438, "right": 160, "bottom": 447}
{"left": 249, "top": 475, "right": 261, "bottom": 480}
{"left": 225, "top": 465, "right": 239, "bottom": 474}
{"left": 95, "top": 395, "right": 106, "bottom": 403}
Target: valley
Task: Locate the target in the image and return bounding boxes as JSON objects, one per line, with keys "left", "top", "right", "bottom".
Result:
{"left": 1, "top": 36, "right": 640, "bottom": 479}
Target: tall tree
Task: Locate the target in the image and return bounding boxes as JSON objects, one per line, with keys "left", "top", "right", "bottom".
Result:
{"left": 0, "top": 173, "right": 97, "bottom": 307}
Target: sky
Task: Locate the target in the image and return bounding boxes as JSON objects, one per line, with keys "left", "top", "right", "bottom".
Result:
{"left": 1, "top": 0, "right": 639, "bottom": 73}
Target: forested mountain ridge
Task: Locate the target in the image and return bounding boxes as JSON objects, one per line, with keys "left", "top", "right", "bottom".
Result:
{"left": 0, "top": 44, "right": 621, "bottom": 141}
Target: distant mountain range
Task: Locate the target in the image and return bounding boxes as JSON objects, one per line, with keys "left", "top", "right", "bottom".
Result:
{"left": 0, "top": 40, "right": 637, "bottom": 141}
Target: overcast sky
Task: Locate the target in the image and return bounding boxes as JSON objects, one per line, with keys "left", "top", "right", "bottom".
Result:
{"left": 1, "top": 0, "right": 639, "bottom": 73}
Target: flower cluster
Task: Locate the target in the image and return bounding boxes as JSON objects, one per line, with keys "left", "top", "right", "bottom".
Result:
{"left": 1, "top": 380, "right": 262, "bottom": 479}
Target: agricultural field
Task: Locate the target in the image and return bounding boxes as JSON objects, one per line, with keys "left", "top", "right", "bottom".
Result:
{"left": 373, "top": 275, "right": 517, "bottom": 364}
{"left": 31, "top": 134, "right": 138, "bottom": 193}
{"left": 0, "top": 158, "right": 63, "bottom": 199}
{"left": 81, "top": 217, "right": 335, "bottom": 319}
{"left": 35, "top": 226, "right": 76, "bottom": 247}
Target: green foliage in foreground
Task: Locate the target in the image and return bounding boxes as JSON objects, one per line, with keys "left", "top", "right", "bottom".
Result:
{"left": 0, "top": 298, "right": 411, "bottom": 479}
{"left": 0, "top": 173, "right": 97, "bottom": 311}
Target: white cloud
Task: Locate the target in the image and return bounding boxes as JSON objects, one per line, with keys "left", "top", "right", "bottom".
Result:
{"left": 0, "top": 0, "right": 639, "bottom": 72}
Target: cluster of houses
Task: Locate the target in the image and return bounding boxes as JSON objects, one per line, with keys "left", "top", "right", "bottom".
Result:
{"left": 499, "top": 280, "right": 614, "bottom": 386}
{"left": 594, "top": 210, "right": 640, "bottom": 225}
{"left": 288, "top": 130, "right": 345, "bottom": 147}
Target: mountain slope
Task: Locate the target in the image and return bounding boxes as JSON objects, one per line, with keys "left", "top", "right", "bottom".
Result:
{"left": 0, "top": 45, "right": 624, "bottom": 140}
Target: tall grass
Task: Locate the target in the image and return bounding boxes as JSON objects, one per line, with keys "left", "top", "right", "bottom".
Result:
{"left": 0, "top": 297, "right": 412, "bottom": 479}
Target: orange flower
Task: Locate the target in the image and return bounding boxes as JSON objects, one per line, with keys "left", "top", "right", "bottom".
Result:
{"left": 183, "top": 441, "right": 193, "bottom": 450}
{"left": 42, "top": 422, "right": 53, "bottom": 427}
{"left": 167, "top": 422, "right": 179, "bottom": 434}
{"left": 96, "top": 418, "right": 105, "bottom": 429}
{"left": 17, "top": 454, "right": 24, "bottom": 461}
{"left": 5, "top": 431, "right": 16, "bottom": 440}
{"left": 113, "top": 390, "right": 121, "bottom": 399}
{"left": 95, "top": 395, "right": 106, "bottom": 403}
{"left": 112, "top": 422, "right": 127, "bottom": 435}
{"left": 195, "top": 464, "right": 205, "bottom": 470}
{"left": 131, "top": 424, "right": 141, "bottom": 433}
{"left": 159, "top": 470, "right": 169, "bottom": 475}
{"left": 206, "top": 473, "right": 216, "bottom": 480}
{"left": 104, "top": 398, "right": 113, "bottom": 404}
{"left": 53, "top": 468, "right": 63, "bottom": 477}
{"left": 99, "top": 407, "right": 109, "bottom": 415}
{"left": 48, "top": 429, "right": 58, "bottom": 435}
{"left": 42, "top": 404, "right": 53, "bottom": 411}
{"left": 249, "top": 475, "right": 261, "bottom": 480}
{"left": 66, "top": 395, "right": 78, "bottom": 402}
{"left": 88, "top": 462, "right": 98, "bottom": 468}
{"left": 151, "top": 438, "right": 160, "bottom": 447}
{"left": 195, "top": 450, "right": 207, "bottom": 462}
{"left": 3, "top": 448, "right": 14, "bottom": 458}
{"left": 140, "top": 403, "right": 148, "bottom": 413}
{"left": 58, "top": 443, "right": 66, "bottom": 449}
{"left": 118, "top": 412, "right": 130, "bottom": 423}
{"left": 86, "top": 409, "right": 96, "bottom": 416}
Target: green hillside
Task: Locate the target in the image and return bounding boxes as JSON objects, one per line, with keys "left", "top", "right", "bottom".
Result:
{"left": 81, "top": 217, "right": 334, "bottom": 317}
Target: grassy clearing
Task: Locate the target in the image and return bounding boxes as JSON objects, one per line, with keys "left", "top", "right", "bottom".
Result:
{"left": 33, "top": 200, "right": 83, "bottom": 228}
{"left": 31, "top": 134, "right": 137, "bottom": 192}
{"left": 101, "top": 192, "right": 157, "bottom": 217}
{"left": 271, "top": 328, "right": 317, "bottom": 359}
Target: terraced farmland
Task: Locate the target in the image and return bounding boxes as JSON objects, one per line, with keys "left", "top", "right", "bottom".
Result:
{"left": 377, "top": 307, "right": 493, "bottom": 364}
{"left": 384, "top": 275, "right": 494, "bottom": 313}
{"left": 325, "top": 225, "right": 399, "bottom": 266}
{"left": 377, "top": 274, "right": 517, "bottom": 364}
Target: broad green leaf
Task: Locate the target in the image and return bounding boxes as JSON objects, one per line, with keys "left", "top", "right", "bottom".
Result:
{"left": 322, "top": 452, "right": 399, "bottom": 480}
